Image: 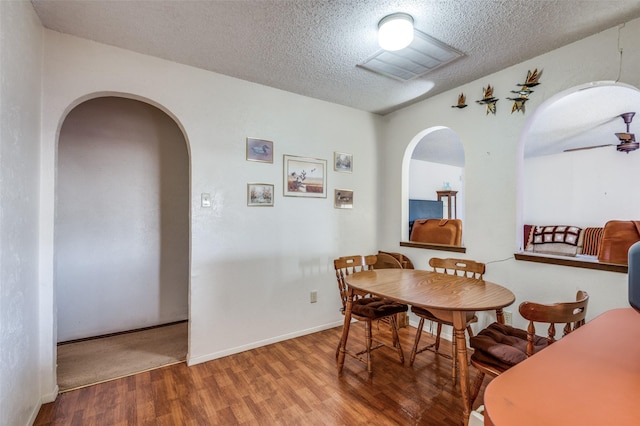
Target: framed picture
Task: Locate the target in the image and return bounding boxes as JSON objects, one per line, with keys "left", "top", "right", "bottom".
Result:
{"left": 334, "top": 152, "right": 353, "bottom": 173}
{"left": 246, "top": 137, "right": 274, "bottom": 163}
{"left": 283, "top": 155, "right": 327, "bottom": 198}
{"left": 334, "top": 189, "right": 353, "bottom": 209}
{"left": 247, "top": 183, "right": 274, "bottom": 206}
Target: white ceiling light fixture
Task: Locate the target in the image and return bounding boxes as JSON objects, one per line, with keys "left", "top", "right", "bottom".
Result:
{"left": 378, "top": 13, "right": 414, "bottom": 51}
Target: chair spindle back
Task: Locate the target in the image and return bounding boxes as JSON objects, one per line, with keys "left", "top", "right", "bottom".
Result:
{"left": 429, "top": 257, "right": 485, "bottom": 279}
{"left": 334, "top": 255, "right": 377, "bottom": 311}
{"left": 519, "top": 290, "right": 589, "bottom": 356}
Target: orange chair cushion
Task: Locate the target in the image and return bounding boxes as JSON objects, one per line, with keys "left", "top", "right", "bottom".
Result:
{"left": 470, "top": 322, "right": 548, "bottom": 370}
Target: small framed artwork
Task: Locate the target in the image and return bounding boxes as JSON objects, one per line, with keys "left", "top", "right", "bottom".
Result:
{"left": 334, "top": 189, "right": 353, "bottom": 209}
{"left": 246, "top": 137, "right": 274, "bottom": 163}
{"left": 283, "top": 155, "right": 327, "bottom": 198}
{"left": 334, "top": 152, "right": 353, "bottom": 173}
{"left": 247, "top": 183, "right": 274, "bottom": 207}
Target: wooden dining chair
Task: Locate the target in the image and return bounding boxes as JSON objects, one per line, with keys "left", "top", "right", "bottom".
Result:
{"left": 373, "top": 252, "right": 404, "bottom": 269}
{"left": 468, "top": 290, "right": 589, "bottom": 405}
{"left": 373, "top": 251, "right": 414, "bottom": 328}
{"left": 375, "top": 250, "right": 415, "bottom": 269}
{"left": 334, "top": 255, "right": 408, "bottom": 374}
{"left": 409, "top": 257, "right": 485, "bottom": 380}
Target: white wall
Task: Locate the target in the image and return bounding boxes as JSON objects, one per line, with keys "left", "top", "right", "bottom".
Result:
{"left": 380, "top": 20, "right": 640, "bottom": 334}
{"left": 0, "top": 1, "right": 44, "bottom": 425}
{"left": 55, "top": 97, "right": 189, "bottom": 341}
{"left": 39, "top": 29, "right": 382, "bottom": 391}
{"left": 524, "top": 147, "right": 640, "bottom": 227}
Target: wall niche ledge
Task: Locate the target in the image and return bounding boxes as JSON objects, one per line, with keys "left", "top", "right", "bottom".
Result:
{"left": 514, "top": 252, "right": 627, "bottom": 273}
{"left": 400, "top": 241, "right": 466, "bottom": 253}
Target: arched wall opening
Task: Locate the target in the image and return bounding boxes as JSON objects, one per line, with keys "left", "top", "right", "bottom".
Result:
{"left": 516, "top": 81, "right": 640, "bottom": 257}
{"left": 55, "top": 95, "right": 191, "bottom": 342}
{"left": 401, "top": 126, "right": 466, "bottom": 246}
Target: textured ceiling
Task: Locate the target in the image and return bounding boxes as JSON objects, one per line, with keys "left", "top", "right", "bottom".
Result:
{"left": 31, "top": 0, "right": 640, "bottom": 115}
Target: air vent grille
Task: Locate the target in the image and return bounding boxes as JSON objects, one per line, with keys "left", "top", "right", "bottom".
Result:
{"left": 358, "top": 29, "right": 463, "bottom": 81}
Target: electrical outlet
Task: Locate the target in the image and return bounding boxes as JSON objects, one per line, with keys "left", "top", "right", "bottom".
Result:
{"left": 310, "top": 290, "right": 318, "bottom": 303}
{"left": 503, "top": 310, "right": 513, "bottom": 325}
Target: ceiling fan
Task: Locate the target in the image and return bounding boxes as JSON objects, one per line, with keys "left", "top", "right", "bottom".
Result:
{"left": 564, "top": 112, "right": 639, "bottom": 153}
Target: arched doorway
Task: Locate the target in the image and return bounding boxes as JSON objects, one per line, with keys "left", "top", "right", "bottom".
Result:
{"left": 54, "top": 96, "right": 189, "bottom": 390}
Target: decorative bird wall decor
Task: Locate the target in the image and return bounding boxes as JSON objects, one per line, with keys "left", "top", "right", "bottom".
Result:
{"left": 507, "top": 97, "right": 528, "bottom": 113}
{"left": 519, "top": 68, "right": 543, "bottom": 87}
{"left": 507, "top": 68, "right": 543, "bottom": 114}
{"left": 451, "top": 93, "right": 467, "bottom": 108}
{"left": 476, "top": 85, "right": 499, "bottom": 115}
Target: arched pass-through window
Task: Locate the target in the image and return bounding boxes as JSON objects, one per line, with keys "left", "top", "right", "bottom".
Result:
{"left": 516, "top": 81, "right": 640, "bottom": 272}
{"left": 400, "top": 126, "right": 466, "bottom": 252}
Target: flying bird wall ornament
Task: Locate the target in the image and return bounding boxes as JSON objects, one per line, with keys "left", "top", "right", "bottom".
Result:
{"left": 519, "top": 68, "right": 543, "bottom": 87}
{"left": 476, "top": 84, "right": 498, "bottom": 115}
{"left": 508, "top": 97, "right": 528, "bottom": 113}
{"left": 451, "top": 93, "right": 467, "bottom": 108}
{"left": 507, "top": 68, "right": 543, "bottom": 114}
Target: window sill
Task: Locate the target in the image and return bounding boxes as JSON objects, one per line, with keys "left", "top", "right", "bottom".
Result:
{"left": 514, "top": 252, "right": 627, "bottom": 273}
{"left": 400, "top": 241, "right": 466, "bottom": 253}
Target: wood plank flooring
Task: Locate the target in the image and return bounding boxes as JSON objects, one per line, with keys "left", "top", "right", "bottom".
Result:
{"left": 35, "top": 323, "right": 490, "bottom": 425}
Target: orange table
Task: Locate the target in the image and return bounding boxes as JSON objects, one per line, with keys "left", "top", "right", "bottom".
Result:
{"left": 484, "top": 308, "right": 640, "bottom": 426}
{"left": 337, "top": 269, "right": 515, "bottom": 424}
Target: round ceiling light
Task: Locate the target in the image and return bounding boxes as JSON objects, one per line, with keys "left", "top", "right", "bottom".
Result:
{"left": 378, "top": 13, "right": 414, "bottom": 51}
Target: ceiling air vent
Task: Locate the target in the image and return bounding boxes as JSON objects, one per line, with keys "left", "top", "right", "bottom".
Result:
{"left": 358, "top": 29, "right": 463, "bottom": 81}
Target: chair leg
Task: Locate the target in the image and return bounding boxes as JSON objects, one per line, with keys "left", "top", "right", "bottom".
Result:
{"left": 409, "top": 317, "right": 425, "bottom": 366}
{"left": 451, "top": 332, "right": 457, "bottom": 380}
{"left": 434, "top": 322, "right": 443, "bottom": 352}
{"left": 390, "top": 315, "right": 404, "bottom": 365}
{"left": 365, "top": 320, "right": 373, "bottom": 375}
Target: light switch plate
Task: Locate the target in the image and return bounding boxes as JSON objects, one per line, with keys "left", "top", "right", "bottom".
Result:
{"left": 201, "top": 193, "right": 212, "bottom": 207}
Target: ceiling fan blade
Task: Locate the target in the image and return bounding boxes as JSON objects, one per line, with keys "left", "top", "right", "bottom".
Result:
{"left": 563, "top": 144, "right": 614, "bottom": 153}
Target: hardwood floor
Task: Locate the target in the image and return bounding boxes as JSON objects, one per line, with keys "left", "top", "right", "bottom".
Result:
{"left": 35, "top": 323, "right": 490, "bottom": 425}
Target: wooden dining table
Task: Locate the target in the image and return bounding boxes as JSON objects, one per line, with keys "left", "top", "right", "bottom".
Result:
{"left": 337, "top": 268, "right": 515, "bottom": 425}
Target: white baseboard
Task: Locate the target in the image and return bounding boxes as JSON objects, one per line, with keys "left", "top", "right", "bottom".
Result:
{"left": 28, "top": 385, "right": 58, "bottom": 426}
{"left": 41, "top": 384, "right": 59, "bottom": 403}
{"left": 187, "top": 320, "right": 343, "bottom": 366}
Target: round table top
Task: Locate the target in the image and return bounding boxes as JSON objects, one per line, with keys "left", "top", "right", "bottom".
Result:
{"left": 345, "top": 269, "right": 515, "bottom": 312}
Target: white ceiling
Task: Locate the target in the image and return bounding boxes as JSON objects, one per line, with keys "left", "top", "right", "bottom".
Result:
{"left": 31, "top": 0, "right": 640, "bottom": 116}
